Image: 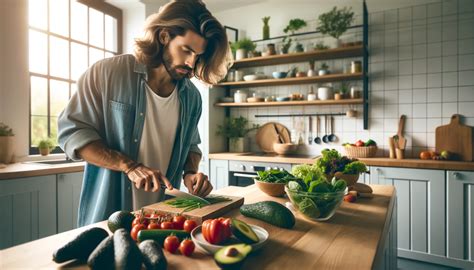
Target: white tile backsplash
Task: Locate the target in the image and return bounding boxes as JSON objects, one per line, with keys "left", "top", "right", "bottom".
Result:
{"left": 232, "top": 2, "right": 474, "bottom": 158}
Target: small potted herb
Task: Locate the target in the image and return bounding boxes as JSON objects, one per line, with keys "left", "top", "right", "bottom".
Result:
{"left": 294, "top": 42, "right": 304, "bottom": 53}
{"left": 38, "top": 138, "right": 56, "bottom": 156}
{"left": 281, "top": 37, "right": 292, "bottom": 54}
{"left": 0, "top": 122, "right": 15, "bottom": 163}
{"left": 314, "top": 41, "right": 329, "bottom": 51}
{"left": 216, "top": 116, "right": 259, "bottom": 152}
{"left": 318, "top": 62, "right": 330, "bottom": 76}
{"left": 231, "top": 38, "right": 257, "bottom": 60}
{"left": 317, "top": 7, "right": 355, "bottom": 47}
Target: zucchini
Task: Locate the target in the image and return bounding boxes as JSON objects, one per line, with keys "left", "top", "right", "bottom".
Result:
{"left": 137, "top": 229, "right": 190, "bottom": 244}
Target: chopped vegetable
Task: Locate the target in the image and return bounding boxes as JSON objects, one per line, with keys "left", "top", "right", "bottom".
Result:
{"left": 165, "top": 196, "right": 232, "bottom": 212}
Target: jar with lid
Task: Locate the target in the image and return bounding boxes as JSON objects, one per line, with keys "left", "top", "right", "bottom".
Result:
{"left": 350, "top": 86, "right": 361, "bottom": 99}
{"left": 234, "top": 90, "right": 247, "bottom": 103}
{"left": 351, "top": 61, "right": 362, "bottom": 73}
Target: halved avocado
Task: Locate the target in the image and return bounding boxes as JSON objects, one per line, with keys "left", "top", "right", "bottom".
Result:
{"left": 214, "top": 244, "right": 252, "bottom": 270}
{"left": 231, "top": 219, "right": 259, "bottom": 244}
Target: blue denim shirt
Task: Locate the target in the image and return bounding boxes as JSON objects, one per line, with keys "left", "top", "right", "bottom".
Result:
{"left": 58, "top": 54, "right": 202, "bottom": 226}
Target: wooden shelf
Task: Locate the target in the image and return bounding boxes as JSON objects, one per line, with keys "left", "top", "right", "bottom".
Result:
{"left": 214, "top": 73, "right": 363, "bottom": 88}
{"left": 215, "top": 98, "right": 363, "bottom": 107}
{"left": 231, "top": 45, "right": 363, "bottom": 69}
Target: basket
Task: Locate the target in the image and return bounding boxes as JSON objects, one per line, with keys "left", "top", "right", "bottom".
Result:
{"left": 344, "top": 145, "right": 377, "bottom": 158}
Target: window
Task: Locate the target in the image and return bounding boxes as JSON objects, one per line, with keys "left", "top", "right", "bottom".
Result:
{"left": 28, "top": 0, "right": 122, "bottom": 154}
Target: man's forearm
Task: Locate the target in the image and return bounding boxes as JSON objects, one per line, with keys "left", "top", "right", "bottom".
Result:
{"left": 77, "top": 140, "right": 136, "bottom": 173}
{"left": 183, "top": 151, "right": 201, "bottom": 175}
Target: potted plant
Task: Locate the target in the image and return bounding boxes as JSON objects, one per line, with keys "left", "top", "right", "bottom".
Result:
{"left": 317, "top": 7, "right": 355, "bottom": 47}
{"left": 262, "top": 16, "right": 271, "bottom": 40}
{"left": 231, "top": 38, "right": 256, "bottom": 60}
{"left": 340, "top": 82, "right": 349, "bottom": 98}
{"left": 38, "top": 138, "right": 55, "bottom": 156}
{"left": 315, "top": 149, "right": 368, "bottom": 186}
{"left": 0, "top": 122, "right": 15, "bottom": 164}
{"left": 216, "top": 116, "right": 259, "bottom": 152}
{"left": 314, "top": 41, "right": 329, "bottom": 51}
{"left": 284, "top": 18, "right": 307, "bottom": 35}
{"left": 318, "top": 62, "right": 330, "bottom": 76}
{"left": 294, "top": 42, "right": 304, "bottom": 53}
{"left": 280, "top": 37, "right": 292, "bottom": 54}
{"left": 307, "top": 60, "right": 316, "bottom": 77}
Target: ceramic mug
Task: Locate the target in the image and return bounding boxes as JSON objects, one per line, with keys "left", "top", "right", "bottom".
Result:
{"left": 317, "top": 86, "right": 333, "bottom": 100}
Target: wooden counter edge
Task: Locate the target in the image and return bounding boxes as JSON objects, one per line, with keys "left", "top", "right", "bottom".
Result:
{"left": 209, "top": 153, "right": 474, "bottom": 171}
{"left": 0, "top": 162, "right": 85, "bottom": 180}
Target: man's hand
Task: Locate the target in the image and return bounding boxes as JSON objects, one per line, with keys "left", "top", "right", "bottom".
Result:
{"left": 126, "top": 164, "right": 173, "bottom": 192}
{"left": 183, "top": 172, "right": 213, "bottom": 197}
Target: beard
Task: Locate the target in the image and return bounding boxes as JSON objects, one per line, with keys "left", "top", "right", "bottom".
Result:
{"left": 161, "top": 46, "right": 193, "bottom": 80}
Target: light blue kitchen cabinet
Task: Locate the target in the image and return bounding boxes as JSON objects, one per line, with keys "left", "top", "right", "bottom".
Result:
{"left": 446, "top": 170, "right": 474, "bottom": 269}
{"left": 370, "top": 167, "right": 446, "bottom": 264}
{"left": 210, "top": 159, "right": 229, "bottom": 190}
{"left": 0, "top": 175, "right": 57, "bottom": 249}
{"left": 57, "top": 172, "right": 84, "bottom": 233}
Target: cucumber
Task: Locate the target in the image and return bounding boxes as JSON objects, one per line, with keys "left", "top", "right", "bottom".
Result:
{"left": 53, "top": 227, "right": 109, "bottom": 263}
{"left": 139, "top": 240, "right": 167, "bottom": 270}
{"left": 137, "top": 229, "right": 190, "bottom": 244}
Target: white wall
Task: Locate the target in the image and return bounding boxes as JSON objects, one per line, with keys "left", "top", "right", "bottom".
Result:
{"left": 122, "top": 3, "right": 146, "bottom": 53}
{"left": 0, "top": 0, "right": 30, "bottom": 160}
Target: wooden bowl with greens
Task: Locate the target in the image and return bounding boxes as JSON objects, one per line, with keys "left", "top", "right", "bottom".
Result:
{"left": 254, "top": 169, "right": 299, "bottom": 197}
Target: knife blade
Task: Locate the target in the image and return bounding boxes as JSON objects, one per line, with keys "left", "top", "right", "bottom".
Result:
{"left": 163, "top": 184, "right": 211, "bottom": 205}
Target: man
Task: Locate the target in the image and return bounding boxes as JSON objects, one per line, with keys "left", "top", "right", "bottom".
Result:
{"left": 58, "top": 0, "right": 231, "bottom": 226}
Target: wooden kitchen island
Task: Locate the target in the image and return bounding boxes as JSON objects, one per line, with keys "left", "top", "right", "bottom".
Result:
{"left": 0, "top": 184, "right": 397, "bottom": 270}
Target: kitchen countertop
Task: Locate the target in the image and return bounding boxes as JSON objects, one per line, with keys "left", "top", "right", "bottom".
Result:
{"left": 0, "top": 184, "right": 396, "bottom": 269}
{"left": 0, "top": 161, "right": 85, "bottom": 180}
{"left": 209, "top": 152, "right": 474, "bottom": 171}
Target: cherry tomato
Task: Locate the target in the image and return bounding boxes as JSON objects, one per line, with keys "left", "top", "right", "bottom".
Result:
{"left": 183, "top": 220, "right": 197, "bottom": 233}
{"left": 130, "top": 223, "right": 146, "bottom": 241}
{"left": 132, "top": 216, "right": 141, "bottom": 227}
{"left": 179, "top": 239, "right": 195, "bottom": 256}
{"left": 147, "top": 222, "right": 161, "bottom": 230}
{"left": 172, "top": 215, "right": 186, "bottom": 230}
{"left": 164, "top": 235, "right": 180, "bottom": 253}
{"left": 161, "top": 221, "right": 174, "bottom": 230}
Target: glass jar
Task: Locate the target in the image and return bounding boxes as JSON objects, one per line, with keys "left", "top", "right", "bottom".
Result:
{"left": 351, "top": 61, "right": 362, "bottom": 73}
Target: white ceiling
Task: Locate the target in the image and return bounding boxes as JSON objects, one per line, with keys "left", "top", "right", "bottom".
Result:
{"left": 108, "top": 0, "right": 442, "bottom": 13}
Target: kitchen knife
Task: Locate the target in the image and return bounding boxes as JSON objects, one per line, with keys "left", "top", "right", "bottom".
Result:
{"left": 163, "top": 184, "right": 211, "bottom": 205}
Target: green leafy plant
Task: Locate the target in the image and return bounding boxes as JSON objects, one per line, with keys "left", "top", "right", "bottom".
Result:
{"left": 231, "top": 38, "right": 256, "bottom": 52}
{"left": 38, "top": 138, "right": 55, "bottom": 150}
{"left": 342, "top": 161, "right": 368, "bottom": 175}
{"left": 284, "top": 18, "right": 307, "bottom": 34}
{"left": 216, "top": 116, "right": 259, "bottom": 139}
{"left": 314, "top": 41, "right": 329, "bottom": 50}
{"left": 256, "top": 169, "right": 299, "bottom": 184}
{"left": 281, "top": 37, "right": 292, "bottom": 53}
{"left": 320, "top": 62, "right": 329, "bottom": 70}
{"left": 340, "top": 82, "right": 349, "bottom": 95}
{"left": 315, "top": 149, "right": 361, "bottom": 178}
{"left": 317, "top": 7, "right": 355, "bottom": 40}
{"left": 294, "top": 42, "right": 304, "bottom": 52}
{"left": 0, "top": 122, "right": 14, "bottom": 136}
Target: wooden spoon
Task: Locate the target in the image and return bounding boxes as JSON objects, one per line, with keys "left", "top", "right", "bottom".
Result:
{"left": 396, "top": 115, "right": 406, "bottom": 149}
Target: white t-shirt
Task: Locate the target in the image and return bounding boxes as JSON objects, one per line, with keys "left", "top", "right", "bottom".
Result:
{"left": 132, "top": 83, "right": 180, "bottom": 210}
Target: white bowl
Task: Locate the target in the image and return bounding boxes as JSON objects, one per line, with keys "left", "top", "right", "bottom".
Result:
{"left": 190, "top": 224, "right": 269, "bottom": 254}
{"left": 243, "top": 74, "right": 266, "bottom": 81}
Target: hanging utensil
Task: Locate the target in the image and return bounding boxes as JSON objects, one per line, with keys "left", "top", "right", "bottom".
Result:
{"left": 307, "top": 116, "right": 313, "bottom": 145}
{"left": 322, "top": 115, "right": 329, "bottom": 143}
{"left": 314, "top": 116, "right": 322, "bottom": 144}
{"left": 328, "top": 116, "right": 337, "bottom": 142}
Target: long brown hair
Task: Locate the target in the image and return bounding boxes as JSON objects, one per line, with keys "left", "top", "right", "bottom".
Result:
{"left": 134, "top": 0, "right": 232, "bottom": 85}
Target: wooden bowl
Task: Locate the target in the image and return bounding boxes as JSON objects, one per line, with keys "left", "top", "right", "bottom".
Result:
{"left": 254, "top": 179, "right": 286, "bottom": 197}
{"left": 273, "top": 143, "right": 298, "bottom": 155}
{"left": 334, "top": 172, "right": 359, "bottom": 186}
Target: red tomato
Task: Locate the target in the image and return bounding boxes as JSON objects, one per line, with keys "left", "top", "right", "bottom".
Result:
{"left": 355, "top": 140, "right": 365, "bottom": 147}
{"left": 183, "top": 220, "right": 197, "bottom": 233}
{"left": 179, "top": 239, "right": 195, "bottom": 256}
{"left": 202, "top": 218, "right": 231, "bottom": 245}
{"left": 132, "top": 216, "right": 141, "bottom": 227}
{"left": 164, "top": 235, "right": 180, "bottom": 253}
{"left": 131, "top": 223, "right": 146, "bottom": 241}
{"left": 147, "top": 222, "right": 161, "bottom": 230}
{"left": 172, "top": 215, "right": 186, "bottom": 230}
{"left": 161, "top": 221, "right": 174, "bottom": 230}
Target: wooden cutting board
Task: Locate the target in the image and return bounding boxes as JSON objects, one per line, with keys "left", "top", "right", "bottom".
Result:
{"left": 143, "top": 195, "right": 244, "bottom": 224}
{"left": 435, "top": 114, "right": 473, "bottom": 161}
{"left": 256, "top": 122, "right": 291, "bottom": 153}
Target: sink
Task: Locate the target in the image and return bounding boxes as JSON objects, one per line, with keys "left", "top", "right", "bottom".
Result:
{"left": 24, "top": 159, "right": 80, "bottom": 165}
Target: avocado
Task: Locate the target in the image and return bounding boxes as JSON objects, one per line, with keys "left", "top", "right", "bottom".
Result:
{"left": 139, "top": 240, "right": 167, "bottom": 270}
{"left": 214, "top": 244, "right": 252, "bottom": 270}
{"left": 52, "top": 227, "right": 109, "bottom": 263}
{"left": 113, "top": 228, "right": 143, "bottom": 270}
{"left": 108, "top": 210, "right": 135, "bottom": 233}
{"left": 240, "top": 201, "right": 295, "bottom": 229}
{"left": 231, "top": 219, "right": 259, "bottom": 244}
{"left": 87, "top": 235, "right": 114, "bottom": 270}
